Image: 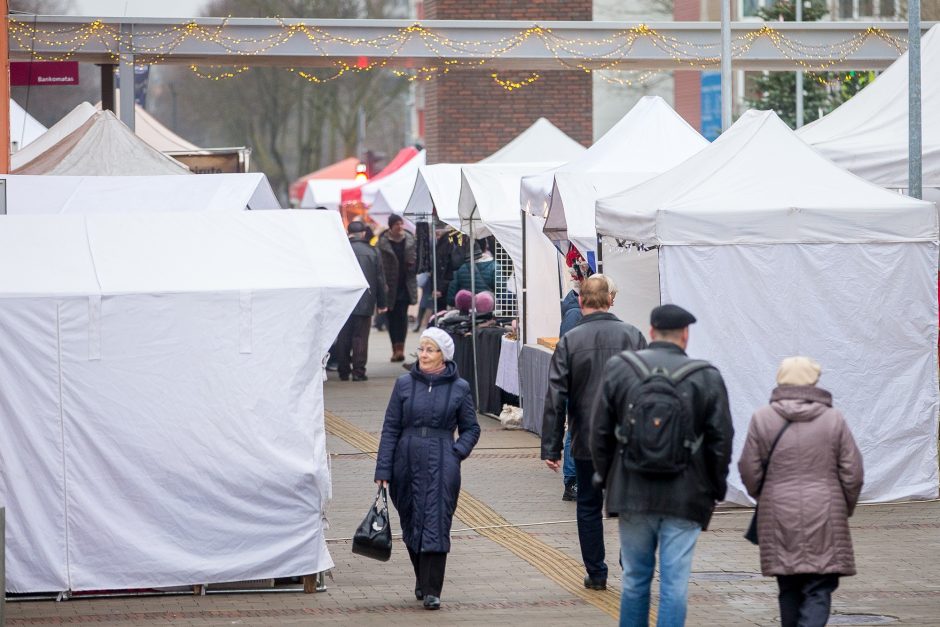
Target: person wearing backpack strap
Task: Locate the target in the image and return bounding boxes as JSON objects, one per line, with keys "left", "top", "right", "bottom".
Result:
{"left": 591, "top": 304, "right": 733, "bottom": 627}
{"left": 541, "top": 275, "right": 647, "bottom": 591}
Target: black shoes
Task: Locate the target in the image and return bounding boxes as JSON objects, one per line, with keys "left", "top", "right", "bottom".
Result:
{"left": 352, "top": 374, "right": 368, "bottom": 382}
{"left": 583, "top": 575, "right": 607, "bottom": 590}
{"left": 338, "top": 374, "right": 349, "bottom": 381}
{"left": 562, "top": 482, "right": 578, "bottom": 502}
{"left": 423, "top": 595, "right": 441, "bottom": 610}
{"left": 414, "top": 585, "right": 423, "bottom": 600}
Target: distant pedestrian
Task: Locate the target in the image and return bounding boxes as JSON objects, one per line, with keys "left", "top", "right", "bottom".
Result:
{"left": 591, "top": 304, "right": 733, "bottom": 626}
{"left": 377, "top": 215, "right": 417, "bottom": 362}
{"left": 336, "top": 221, "right": 387, "bottom": 382}
{"left": 542, "top": 275, "right": 647, "bottom": 591}
{"left": 446, "top": 240, "right": 498, "bottom": 306}
{"left": 374, "top": 327, "right": 481, "bottom": 610}
{"left": 739, "top": 357, "right": 864, "bottom": 627}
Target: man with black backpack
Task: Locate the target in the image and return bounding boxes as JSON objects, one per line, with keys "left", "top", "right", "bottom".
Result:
{"left": 541, "top": 275, "right": 647, "bottom": 592}
{"left": 591, "top": 304, "right": 733, "bottom": 627}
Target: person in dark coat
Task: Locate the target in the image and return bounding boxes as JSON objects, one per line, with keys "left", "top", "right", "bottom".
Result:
{"left": 335, "top": 221, "right": 387, "bottom": 381}
{"left": 591, "top": 304, "right": 734, "bottom": 627}
{"left": 374, "top": 327, "right": 481, "bottom": 610}
{"left": 542, "top": 275, "right": 647, "bottom": 591}
{"left": 376, "top": 215, "right": 418, "bottom": 362}
{"left": 558, "top": 283, "right": 584, "bottom": 501}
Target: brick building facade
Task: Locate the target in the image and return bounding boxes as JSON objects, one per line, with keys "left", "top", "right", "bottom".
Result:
{"left": 419, "top": 0, "right": 593, "bottom": 163}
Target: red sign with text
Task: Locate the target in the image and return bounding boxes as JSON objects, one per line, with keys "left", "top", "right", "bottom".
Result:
{"left": 11, "top": 61, "right": 79, "bottom": 86}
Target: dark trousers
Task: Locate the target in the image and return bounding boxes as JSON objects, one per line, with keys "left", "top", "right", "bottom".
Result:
{"left": 336, "top": 315, "right": 372, "bottom": 378}
{"left": 387, "top": 296, "right": 410, "bottom": 345}
{"left": 777, "top": 574, "right": 840, "bottom": 627}
{"left": 575, "top": 458, "right": 607, "bottom": 580}
{"left": 407, "top": 547, "right": 448, "bottom": 598}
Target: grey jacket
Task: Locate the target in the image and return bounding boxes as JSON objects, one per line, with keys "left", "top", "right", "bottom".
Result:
{"left": 739, "top": 385, "right": 864, "bottom": 576}
{"left": 349, "top": 237, "right": 387, "bottom": 317}
{"left": 541, "top": 311, "right": 647, "bottom": 461}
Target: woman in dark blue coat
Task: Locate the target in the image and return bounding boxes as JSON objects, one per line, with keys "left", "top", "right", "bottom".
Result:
{"left": 374, "top": 327, "right": 480, "bottom": 610}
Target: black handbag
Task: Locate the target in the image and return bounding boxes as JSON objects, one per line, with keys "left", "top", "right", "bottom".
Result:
{"left": 352, "top": 485, "right": 392, "bottom": 561}
{"left": 744, "top": 420, "right": 791, "bottom": 545}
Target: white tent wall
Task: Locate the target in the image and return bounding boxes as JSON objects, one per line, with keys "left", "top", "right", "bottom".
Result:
{"left": 660, "top": 242, "right": 939, "bottom": 504}
{"left": 523, "top": 213, "right": 563, "bottom": 343}
{"left": 0, "top": 173, "right": 280, "bottom": 214}
{"left": 0, "top": 211, "right": 365, "bottom": 592}
{"left": 598, "top": 241, "right": 661, "bottom": 334}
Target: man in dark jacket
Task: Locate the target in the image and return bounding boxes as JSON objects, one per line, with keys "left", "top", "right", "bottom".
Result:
{"left": 336, "top": 221, "right": 387, "bottom": 381}
{"left": 591, "top": 304, "right": 733, "bottom": 626}
{"left": 541, "top": 275, "right": 647, "bottom": 591}
{"left": 377, "top": 215, "right": 418, "bottom": 362}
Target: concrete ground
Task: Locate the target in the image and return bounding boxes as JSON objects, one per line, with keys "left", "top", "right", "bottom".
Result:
{"left": 7, "top": 329, "right": 940, "bottom": 626}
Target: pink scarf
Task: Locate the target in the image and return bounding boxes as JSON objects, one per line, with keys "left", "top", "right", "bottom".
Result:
{"left": 422, "top": 362, "right": 446, "bottom": 376}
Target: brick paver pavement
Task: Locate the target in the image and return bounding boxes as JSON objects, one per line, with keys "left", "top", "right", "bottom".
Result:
{"left": 7, "top": 329, "right": 940, "bottom": 625}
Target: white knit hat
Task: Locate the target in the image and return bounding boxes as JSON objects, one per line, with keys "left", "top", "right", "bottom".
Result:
{"left": 420, "top": 327, "right": 455, "bottom": 362}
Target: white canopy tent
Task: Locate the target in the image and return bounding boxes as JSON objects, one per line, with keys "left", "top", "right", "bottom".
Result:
{"left": 403, "top": 118, "right": 586, "bottom": 228}
{"left": 458, "top": 162, "right": 566, "bottom": 343}
{"left": 300, "top": 178, "right": 356, "bottom": 211}
{"left": 10, "top": 98, "right": 47, "bottom": 150}
{"left": 797, "top": 24, "right": 940, "bottom": 200}
{"left": 0, "top": 210, "right": 365, "bottom": 592}
{"left": 596, "top": 110, "right": 938, "bottom": 505}
{"left": 519, "top": 96, "right": 709, "bottom": 332}
{"left": 12, "top": 108, "right": 190, "bottom": 176}
{"left": 10, "top": 101, "right": 97, "bottom": 171}
{"left": 0, "top": 173, "right": 280, "bottom": 214}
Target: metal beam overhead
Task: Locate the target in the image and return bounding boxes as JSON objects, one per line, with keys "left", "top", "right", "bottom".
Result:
{"left": 7, "top": 16, "right": 937, "bottom": 71}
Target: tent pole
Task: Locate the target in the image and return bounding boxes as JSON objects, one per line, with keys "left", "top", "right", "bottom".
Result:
{"left": 470, "top": 214, "right": 480, "bottom": 409}
{"left": 908, "top": 0, "right": 922, "bottom": 200}
{"left": 596, "top": 234, "right": 604, "bottom": 273}
{"left": 521, "top": 209, "right": 527, "bottom": 347}
{"left": 430, "top": 212, "right": 437, "bottom": 317}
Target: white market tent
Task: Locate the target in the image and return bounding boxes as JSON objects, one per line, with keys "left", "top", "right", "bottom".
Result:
{"left": 519, "top": 96, "right": 709, "bottom": 332}
{"left": 0, "top": 173, "right": 279, "bottom": 214}
{"left": 797, "top": 24, "right": 939, "bottom": 199}
{"left": 403, "top": 118, "right": 586, "bottom": 228}
{"left": 458, "top": 162, "right": 565, "bottom": 342}
{"left": 300, "top": 178, "right": 356, "bottom": 211}
{"left": 11, "top": 101, "right": 97, "bottom": 170}
{"left": 364, "top": 149, "right": 427, "bottom": 226}
{"left": 12, "top": 108, "right": 190, "bottom": 175}
{"left": 596, "top": 109, "right": 939, "bottom": 505}
{"left": 0, "top": 210, "right": 366, "bottom": 593}
{"left": 10, "top": 98, "right": 47, "bottom": 150}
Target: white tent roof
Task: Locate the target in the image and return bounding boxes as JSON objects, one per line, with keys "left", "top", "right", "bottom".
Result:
{"left": 0, "top": 173, "right": 280, "bottom": 214}
{"left": 597, "top": 110, "right": 936, "bottom": 246}
{"left": 797, "top": 25, "right": 940, "bottom": 191}
{"left": 10, "top": 102, "right": 97, "bottom": 171}
{"left": 106, "top": 91, "right": 200, "bottom": 152}
{"left": 519, "top": 96, "right": 708, "bottom": 254}
{"left": 10, "top": 99, "right": 47, "bottom": 150}
{"left": 361, "top": 149, "right": 426, "bottom": 210}
{"left": 0, "top": 210, "right": 365, "bottom": 592}
{"left": 12, "top": 108, "right": 190, "bottom": 176}
{"left": 403, "top": 117, "right": 586, "bottom": 225}
{"left": 299, "top": 178, "right": 356, "bottom": 210}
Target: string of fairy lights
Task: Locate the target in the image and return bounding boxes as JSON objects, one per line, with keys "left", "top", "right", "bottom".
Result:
{"left": 8, "top": 18, "right": 908, "bottom": 91}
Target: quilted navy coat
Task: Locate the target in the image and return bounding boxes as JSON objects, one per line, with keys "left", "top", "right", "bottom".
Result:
{"left": 374, "top": 362, "right": 480, "bottom": 553}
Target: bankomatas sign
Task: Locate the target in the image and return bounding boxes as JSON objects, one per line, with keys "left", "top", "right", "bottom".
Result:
{"left": 11, "top": 61, "right": 79, "bottom": 86}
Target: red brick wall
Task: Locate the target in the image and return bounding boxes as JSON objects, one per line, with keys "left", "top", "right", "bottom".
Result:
{"left": 673, "top": 0, "right": 701, "bottom": 130}
{"left": 421, "top": 0, "right": 592, "bottom": 163}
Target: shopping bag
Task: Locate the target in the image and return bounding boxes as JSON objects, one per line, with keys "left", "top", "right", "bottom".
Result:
{"left": 352, "top": 485, "right": 392, "bottom": 561}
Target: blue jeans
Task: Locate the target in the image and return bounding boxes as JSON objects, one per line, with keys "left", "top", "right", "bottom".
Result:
{"left": 575, "top": 459, "right": 607, "bottom": 580}
{"left": 562, "top": 427, "right": 576, "bottom": 486}
{"left": 618, "top": 514, "right": 701, "bottom": 627}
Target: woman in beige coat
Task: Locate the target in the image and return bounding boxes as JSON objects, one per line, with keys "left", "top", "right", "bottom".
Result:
{"left": 739, "top": 357, "right": 864, "bottom": 627}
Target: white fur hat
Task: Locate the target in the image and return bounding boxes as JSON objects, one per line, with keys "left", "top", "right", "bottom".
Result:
{"left": 420, "top": 327, "right": 455, "bottom": 362}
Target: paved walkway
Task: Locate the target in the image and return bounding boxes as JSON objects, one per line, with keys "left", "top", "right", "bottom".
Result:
{"left": 7, "top": 329, "right": 940, "bottom": 625}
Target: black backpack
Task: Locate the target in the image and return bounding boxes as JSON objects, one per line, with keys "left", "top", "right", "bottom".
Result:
{"left": 615, "top": 352, "right": 712, "bottom": 476}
